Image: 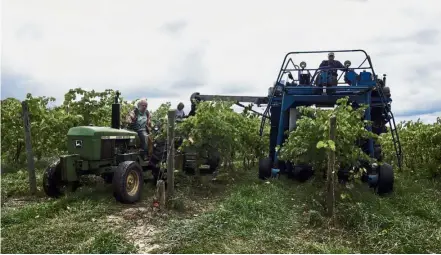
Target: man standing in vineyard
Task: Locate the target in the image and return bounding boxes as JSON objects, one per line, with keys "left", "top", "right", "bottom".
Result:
{"left": 125, "top": 98, "right": 152, "bottom": 160}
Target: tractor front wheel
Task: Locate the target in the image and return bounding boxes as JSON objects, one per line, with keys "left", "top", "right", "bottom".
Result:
{"left": 43, "top": 160, "right": 79, "bottom": 198}
{"left": 112, "top": 161, "right": 144, "bottom": 203}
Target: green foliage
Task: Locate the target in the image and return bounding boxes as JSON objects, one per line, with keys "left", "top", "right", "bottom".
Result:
{"left": 1, "top": 89, "right": 132, "bottom": 167}
{"left": 380, "top": 118, "right": 441, "bottom": 179}
{"left": 1, "top": 89, "right": 269, "bottom": 173}
{"left": 1, "top": 94, "right": 83, "bottom": 165}
{"left": 25, "top": 94, "right": 84, "bottom": 160}
{"left": 176, "top": 100, "right": 269, "bottom": 169}
{"left": 279, "top": 97, "right": 377, "bottom": 173}
{"left": 63, "top": 88, "right": 135, "bottom": 127}
{"left": 1, "top": 98, "right": 25, "bottom": 164}
{"left": 150, "top": 102, "right": 171, "bottom": 124}
{"left": 177, "top": 100, "right": 239, "bottom": 166}
{"left": 237, "top": 108, "right": 270, "bottom": 168}
{"left": 149, "top": 102, "right": 171, "bottom": 140}
{"left": 1, "top": 168, "right": 44, "bottom": 200}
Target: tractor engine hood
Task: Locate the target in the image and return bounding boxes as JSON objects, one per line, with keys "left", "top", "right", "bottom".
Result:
{"left": 67, "top": 126, "right": 137, "bottom": 138}
{"left": 66, "top": 126, "right": 137, "bottom": 160}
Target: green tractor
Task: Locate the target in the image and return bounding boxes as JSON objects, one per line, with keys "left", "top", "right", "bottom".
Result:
{"left": 43, "top": 91, "right": 220, "bottom": 204}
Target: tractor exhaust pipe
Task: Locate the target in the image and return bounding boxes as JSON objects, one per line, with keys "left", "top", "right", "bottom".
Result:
{"left": 111, "top": 91, "right": 121, "bottom": 129}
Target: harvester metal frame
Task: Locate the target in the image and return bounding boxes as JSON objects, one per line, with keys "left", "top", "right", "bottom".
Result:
{"left": 257, "top": 49, "right": 402, "bottom": 194}
{"left": 190, "top": 49, "right": 402, "bottom": 195}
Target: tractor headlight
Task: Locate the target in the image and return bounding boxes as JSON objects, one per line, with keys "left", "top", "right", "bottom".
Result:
{"left": 300, "top": 61, "right": 307, "bottom": 69}
{"left": 344, "top": 60, "right": 351, "bottom": 67}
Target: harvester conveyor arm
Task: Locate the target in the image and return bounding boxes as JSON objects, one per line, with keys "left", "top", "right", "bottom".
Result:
{"left": 191, "top": 93, "right": 269, "bottom": 105}
{"left": 189, "top": 92, "right": 269, "bottom": 118}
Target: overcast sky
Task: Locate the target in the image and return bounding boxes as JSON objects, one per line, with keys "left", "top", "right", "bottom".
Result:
{"left": 2, "top": 0, "right": 441, "bottom": 123}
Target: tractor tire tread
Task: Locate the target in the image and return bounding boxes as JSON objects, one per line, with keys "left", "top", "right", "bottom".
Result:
{"left": 112, "top": 161, "right": 144, "bottom": 204}
{"left": 43, "top": 159, "right": 64, "bottom": 198}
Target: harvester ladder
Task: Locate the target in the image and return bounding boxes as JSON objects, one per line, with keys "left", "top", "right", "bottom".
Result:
{"left": 259, "top": 58, "right": 294, "bottom": 137}
{"left": 375, "top": 81, "right": 403, "bottom": 170}
{"left": 259, "top": 83, "right": 278, "bottom": 136}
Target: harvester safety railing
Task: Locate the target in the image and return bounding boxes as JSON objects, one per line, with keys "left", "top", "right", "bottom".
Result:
{"left": 276, "top": 49, "right": 374, "bottom": 77}
{"left": 277, "top": 50, "right": 376, "bottom": 83}
{"left": 259, "top": 50, "right": 377, "bottom": 136}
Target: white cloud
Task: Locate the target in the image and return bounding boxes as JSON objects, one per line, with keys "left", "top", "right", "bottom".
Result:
{"left": 396, "top": 111, "right": 441, "bottom": 124}
{"left": 2, "top": 0, "right": 441, "bottom": 122}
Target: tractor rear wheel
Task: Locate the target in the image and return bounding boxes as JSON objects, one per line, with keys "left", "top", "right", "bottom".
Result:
{"left": 43, "top": 159, "right": 79, "bottom": 198}
{"left": 112, "top": 161, "right": 144, "bottom": 204}
{"left": 258, "top": 157, "right": 272, "bottom": 180}
{"left": 376, "top": 163, "right": 394, "bottom": 195}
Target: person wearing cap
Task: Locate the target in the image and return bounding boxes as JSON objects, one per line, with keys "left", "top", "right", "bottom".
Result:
{"left": 318, "top": 52, "right": 346, "bottom": 86}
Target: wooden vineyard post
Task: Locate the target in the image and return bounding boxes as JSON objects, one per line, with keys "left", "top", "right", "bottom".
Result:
{"left": 22, "top": 101, "right": 37, "bottom": 195}
{"left": 167, "top": 110, "right": 176, "bottom": 199}
{"left": 326, "top": 115, "right": 337, "bottom": 217}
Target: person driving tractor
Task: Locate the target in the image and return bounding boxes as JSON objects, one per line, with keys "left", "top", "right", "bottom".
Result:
{"left": 125, "top": 98, "right": 152, "bottom": 160}
{"left": 318, "top": 52, "right": 346, "bottom": 86}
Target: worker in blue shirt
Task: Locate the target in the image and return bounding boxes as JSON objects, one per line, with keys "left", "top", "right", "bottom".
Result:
{"left": 319, "top": 52, "right": 345, "bottom": 75}
{"left": 317, "top": 52, "right": 345, "bottom": 87}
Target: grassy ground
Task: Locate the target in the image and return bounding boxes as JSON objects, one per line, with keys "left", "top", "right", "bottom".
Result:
{"left": 2, "top": 166, "right": 441, "bottom": 254}
{"left": 1, "top": 169, "right": 137, "bottom": 253}
{"left": 153, "top": 172, "right": 441, "bottom": 253}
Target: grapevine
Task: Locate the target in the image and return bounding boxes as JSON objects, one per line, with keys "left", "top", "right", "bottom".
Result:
{"left": 380, "top": 117, "right": 441, "bottom": 179}
{"left": 278, "top": 97, "right": 378, "bottom": 176}
{"left": 2, "top": 89, "right": 440, "bottom": 182}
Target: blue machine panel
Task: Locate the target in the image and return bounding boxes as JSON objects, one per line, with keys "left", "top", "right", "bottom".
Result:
{"left": 344, "top": 70, "right": 358, "bottom": 86}
{"left": 358, "top": 71, "right": 375, "bottom": 86}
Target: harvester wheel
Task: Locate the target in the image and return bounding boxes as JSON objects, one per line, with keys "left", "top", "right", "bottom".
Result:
{"left": 113, "top": 161, "right": 144, "bottom": 204}
{"left": 43, "top": 160, "right": 79, "bottom": 198}
{"left": 258, "top": 157, "right": 272, "bottom": 180}
{"left": 376, "top": 163, "right": 394, "bottom": 195}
